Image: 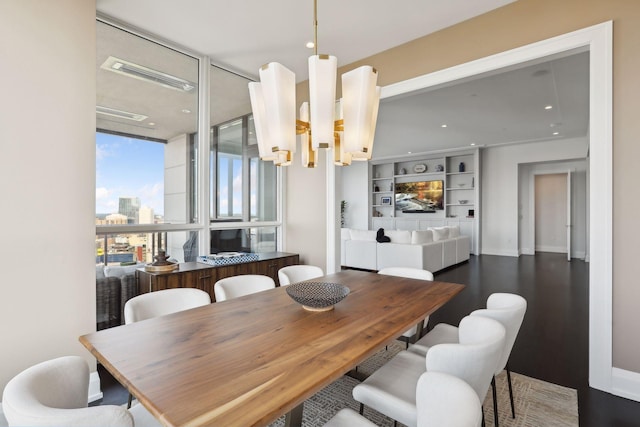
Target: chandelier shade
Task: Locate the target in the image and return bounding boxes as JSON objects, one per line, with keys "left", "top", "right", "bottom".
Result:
{"left": 299, "top": 102, "right": 316, "bottom": 168}
{"left": 342, "top": 66, "right": 380, "bottom": 161}
{"left": 308, "top": 54, "right": 337, "bottom": 150}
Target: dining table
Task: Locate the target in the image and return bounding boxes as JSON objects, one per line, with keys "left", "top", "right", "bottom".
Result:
{"left": 79, "top": 269, "right": 464, "bottom": 427}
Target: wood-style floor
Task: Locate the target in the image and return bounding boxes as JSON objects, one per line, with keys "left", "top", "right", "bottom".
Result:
{"left": 95, "top": 253, "right": 640, "bottom": 425}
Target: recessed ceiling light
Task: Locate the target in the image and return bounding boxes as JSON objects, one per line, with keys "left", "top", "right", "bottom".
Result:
{"left": 553, "top": 132, "right": 560, "bottom": 135}
{"left": 96, "top": 106, "right": 147, "bottom": 122}
{"left": 181, "top": 109, "right": 191, "bottom": 114}
{"left": 470, "top": 143, "right": 476, "bottom": 146}
{"left": 407, "top": 151, "right": 412, "bottom": 154}
{"left": 101, "top": 56, "right": 196, "bottom": 92}
{"left": 148, "top": 122, "right": 155, "bottom": 126}
{"left": 306, "top": 41, "right": 315, "bottom": 49}
{"left": 545, "top": 105, "right": 553, "bottom": 110}
{"left": 441, "top": 124, "right": 447, "bottom": 128}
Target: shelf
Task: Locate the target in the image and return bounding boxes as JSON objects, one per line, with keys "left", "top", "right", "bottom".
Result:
{"left": 373, "top": 177, "right": 393, "bottom": 181}
{"left": 372, "top": 204, "right": 393, "bottom": 208}
{"left": 446, "top": 171, "right": 474, "bottom": 176}
{"left": 446, "top": 187, "right": 474, "bottom": 191}
{"left": 446, "top": 203, "right": 475, "bottom": 207}
{"left": 394, "top": 172, "right": 444, "bottom": 179}
{"left": 372, "top": 191, "right": 393, "bottom": 194}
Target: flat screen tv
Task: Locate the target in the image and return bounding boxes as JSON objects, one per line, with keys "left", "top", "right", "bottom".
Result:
{"left": 395, "top": 180, "right": 444, "bottom": 212}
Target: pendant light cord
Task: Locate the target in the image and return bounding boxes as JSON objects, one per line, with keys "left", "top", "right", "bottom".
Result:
{"left": 313, "top": 0, "right": 318, "bottom": 55}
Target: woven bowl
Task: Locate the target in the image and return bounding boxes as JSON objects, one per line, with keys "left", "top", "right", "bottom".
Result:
{"left": 286, "top": 282, "right": 350, "bottom": 312}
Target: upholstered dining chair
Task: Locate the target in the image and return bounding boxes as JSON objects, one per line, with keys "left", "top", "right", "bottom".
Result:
{"left": 123, "top": 288, "right": 211, "bottom": 407}
{"left": 2, "top": 356, "right": 161, "bottom": 427}
{"left": 410, "top": 293, "right": 527, "bottom": 425}
{"left": 213, "top": 274, "right": 275, "bottom": 301}
{"left": 352, "top": 316, "right": 505, "bottom": 427}
{"left": 325, "top": 371, "right": 482, "bottom": 427}
{"left": 277, "top": 264, "right": 324, "bottom": 286}
{"left": 378, "top": 267, "right": 434, "bottom": 346}
{"left": 124, "top": 288, "right": 211, "bottom": 324}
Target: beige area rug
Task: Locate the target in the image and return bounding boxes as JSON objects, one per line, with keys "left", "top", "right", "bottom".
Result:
{"left": 269, "top": 342, "right": 578, "bottom": 427}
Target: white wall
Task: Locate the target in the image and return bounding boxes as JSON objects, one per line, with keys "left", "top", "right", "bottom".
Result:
{"left": 0, "top": 0, "right": 96, "bottom": 392}
{"left": 518, "top": 160, "right": 588, "bottom": 258}
{"left": 481, "top": 137, "right": 588, "bottom": 256}
{"left": 340, "top": 161, "right": 369, "bottom": 230}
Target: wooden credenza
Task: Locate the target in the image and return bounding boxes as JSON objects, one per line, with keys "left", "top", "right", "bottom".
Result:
{"left": 136, "top": 252, "right": 299, "bottom": 302}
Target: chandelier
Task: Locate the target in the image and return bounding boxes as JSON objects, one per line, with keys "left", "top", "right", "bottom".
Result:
{"left": 248, "top": 0, "right": 381, "bottom": 168}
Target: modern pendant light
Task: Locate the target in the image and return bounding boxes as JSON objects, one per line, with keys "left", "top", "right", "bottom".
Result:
{"left": 248, "top": 0, "right": 381, "bottom": 167}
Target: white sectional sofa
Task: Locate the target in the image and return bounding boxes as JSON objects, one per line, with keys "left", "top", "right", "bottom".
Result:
{"left": 341, "top": 226, "right": 470, "bottom": 273}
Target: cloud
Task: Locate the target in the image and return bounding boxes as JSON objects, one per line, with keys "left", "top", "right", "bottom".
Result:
{"left": 96, "top": 187, "right": 111, "bottom": 200}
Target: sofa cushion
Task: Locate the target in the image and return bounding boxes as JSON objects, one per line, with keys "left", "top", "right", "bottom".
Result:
{"left": 411, "top": 230, "right": 433, "bottom": 244}
{"left": 448, "top": 226, "right": 461, "bottom": 237}
{"left": 350, "top": 229, "right": 377, "bottom": 241}
{"left": 96, "top": 264, "right": 105, "bottom": 279}
{"left": 104, "top": 262, "right": 144, "bottom": 279}
{"left": 385, "top": 230, "right": 412, "bottom": 244}
{"left": 431, "top": 227, "right": 450, "bottom": 241}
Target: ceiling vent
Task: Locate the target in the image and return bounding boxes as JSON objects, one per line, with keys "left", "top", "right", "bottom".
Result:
{"left": 101, "top": 56, "right": 196, "bottom": 92}
{"left": 96, "top": 105, "right": 147, "bottom": 122}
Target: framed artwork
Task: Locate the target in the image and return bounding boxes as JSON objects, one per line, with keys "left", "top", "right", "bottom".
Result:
{"left": 381, "top": 196, "right": 392, "bottom": 205}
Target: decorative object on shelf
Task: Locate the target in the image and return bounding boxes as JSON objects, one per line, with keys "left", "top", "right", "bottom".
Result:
{"left": 436, "top": 164, "right": 444, "bottom": 172}
{"left": 373, "top": 184, "right": 380, "bottom": 192}
{"left": 399, "top": 168, "right": 407, "bottom": 175}
{"left": 472, "top": 177, "right": 475, "bottom": 187}
{"left": 381, "top": 196, "right": 391, "bottom": 205}
{"left": 458, "top": 183, "right": 466, "bottom": 187}
{"left": 458, "top": 162, "right": 465, "bottom": 172}
{"left": 248, "top": 0, "right": 381, "bottom": 168}
{"left": 389, "top": 182, "right": 394, "bottom": 191}
{"left": 286, "top": 281, "right": 350, "bottom": 311}
{"left": 340, "top": 200, "right": 347, "bottom": 227}
{"left": 145, "top": 250, "right": 178, "bottom": 273}
{"left": 449, "top": 214, "right": 457, "bottom": 218}
{"left": 468, "top": 209, "right": 475, "bottom": 218}
{"left": 413, "top": 163, "right": 427, "bottom": 173}
{"left": 459, "top": 199, "right": 469, "bottom": 204}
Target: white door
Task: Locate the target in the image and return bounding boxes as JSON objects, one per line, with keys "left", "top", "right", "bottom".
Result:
{"left": 566, "top": 171, "right": 572, "bottom": 261}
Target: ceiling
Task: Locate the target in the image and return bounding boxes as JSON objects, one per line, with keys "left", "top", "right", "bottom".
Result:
{"left": 95, "top": 0, "right": 589, "bottom": 157}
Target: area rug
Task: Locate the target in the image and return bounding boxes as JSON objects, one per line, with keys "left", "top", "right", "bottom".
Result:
{"left": 269, "top": 342, "right": 578, "bottom": 427}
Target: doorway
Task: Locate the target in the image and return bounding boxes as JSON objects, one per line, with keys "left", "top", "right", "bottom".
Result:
{"left": 535, "top": 173, "right": 569, "bottom": 256}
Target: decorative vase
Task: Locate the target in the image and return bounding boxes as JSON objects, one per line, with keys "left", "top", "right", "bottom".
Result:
{"left": 458, "top": 162, "right": 465, "bottom": 172}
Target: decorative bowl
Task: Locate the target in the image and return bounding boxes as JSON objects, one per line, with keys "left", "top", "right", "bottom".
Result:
{"left": 459, "top": 200, "right": 469, "bottom": 204}
{"left": 458, "top": 183, "right": 466, "bottom": 187}
{"left": 286, "top": 282, "right": 350, "bottom": 312}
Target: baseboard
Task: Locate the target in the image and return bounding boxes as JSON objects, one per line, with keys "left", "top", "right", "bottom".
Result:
{"left": 89, "top": 370, "right": 103, "bottom": 403}
{"left": 520, "top": 248, "right": 535, "bottom": 255}
{"left": 611, "top": 368, "right": 640, "bottom": 402}
{"left": 535, "top": 245, "right": 567, "bottom": 253}
{"left": 481, "top": 248, "right": 520, "bottom": 257}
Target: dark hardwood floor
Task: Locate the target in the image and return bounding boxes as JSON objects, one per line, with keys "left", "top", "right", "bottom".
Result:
{"left": 432, "top": 253, "right": 640, "bottom": 427}
{"left": 95, "top": 253, "right": 640, "bottom": 425}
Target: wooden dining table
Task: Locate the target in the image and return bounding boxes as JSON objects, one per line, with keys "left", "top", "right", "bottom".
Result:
{"left": 80, "top": 270, "right": 464, "bottom": 427}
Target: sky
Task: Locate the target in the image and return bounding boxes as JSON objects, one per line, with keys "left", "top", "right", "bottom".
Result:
{"left": 96, "top": 132, "right": 165, "bottom": 216}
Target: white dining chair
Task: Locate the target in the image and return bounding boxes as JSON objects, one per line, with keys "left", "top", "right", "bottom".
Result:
{"left": 326, "top": 371, "right": 481, "bottom": 427}
{"left": 277, "top": 264, "right": 324, "bottom": 286}
{"left": 124, "top": 288, "right": 211, "bottom": 324}
{"left": 378, "top": 267, "right": 434, "bottom": 346}
{"left": 410, "top": 293, "right": 527, "bottom": 425}
{"left": 2, "top": 356, "right": 161, "bottom": 427}
{"left": 353, "top": 316, "right": 505, "bottom": 427}
{"left": 213, "top": 274, "right": 275, "bottom": 301}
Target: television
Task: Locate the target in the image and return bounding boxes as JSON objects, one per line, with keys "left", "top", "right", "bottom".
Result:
{"left": 395, "top": 180, "right": 444, "bottom": 212}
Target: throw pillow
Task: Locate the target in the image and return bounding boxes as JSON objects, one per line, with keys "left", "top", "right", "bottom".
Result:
{"left": 431, "top": 227, "right": 450, "bottom": 241}
{"left": 411, "top": 230, "right": 433, "bottom": 244}
{"left": 448, "top": 226, "right": 461, "bottom": 237}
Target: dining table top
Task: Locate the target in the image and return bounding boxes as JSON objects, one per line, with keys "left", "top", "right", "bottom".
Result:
{"left": 80, "top": 269, "right": 464, "bottom": 427}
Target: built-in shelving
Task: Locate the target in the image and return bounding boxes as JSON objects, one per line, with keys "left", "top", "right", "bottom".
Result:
{"left": 368, "top": 149, "right": 480, "bottom": 254}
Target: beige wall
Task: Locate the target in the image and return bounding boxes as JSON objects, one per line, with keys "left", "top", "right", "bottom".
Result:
{"left": 289, "top": 0, "right": 639, "bottom": 372}
{"left": 0, "top": 0, "right": 97, "bottom": 391}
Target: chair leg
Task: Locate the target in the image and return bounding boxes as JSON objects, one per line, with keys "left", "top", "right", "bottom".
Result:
{"left": 127, "top": 392, "right": 133, "bottom": 409}
{"left": 482, "top": 406, "right": 485, "bottom": 427}
{"left": 491, "top": 376, "right": 499, "bottom": 427}
{"left": 506, "top": 363, "right": 515, "bottom": 419}
{"left": 359, "top": 403, "right": 364, "bottom": 415}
